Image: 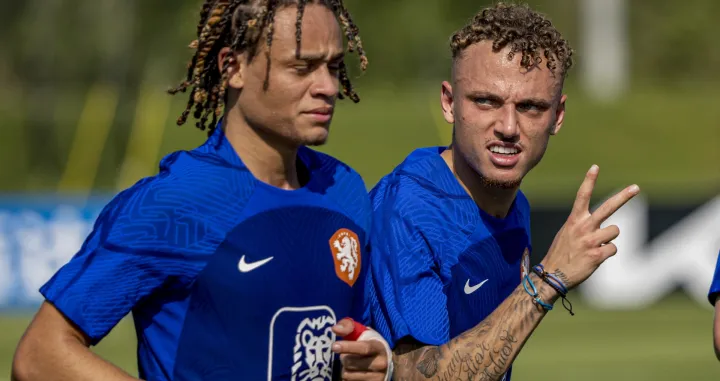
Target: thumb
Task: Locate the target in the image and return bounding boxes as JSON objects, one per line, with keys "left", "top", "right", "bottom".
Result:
{"left": 331, "top": 318, "right": 356, "bottom": 337}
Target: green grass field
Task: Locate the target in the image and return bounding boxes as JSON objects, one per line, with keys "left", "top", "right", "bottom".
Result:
{"left": 0, "top": 293, "right": 717, "bottom": 380}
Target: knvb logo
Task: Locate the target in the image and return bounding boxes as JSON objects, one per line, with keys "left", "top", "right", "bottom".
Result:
{"left": 580, "top": 195, "right": 720, "bottom": 309}
{"left": 329, "top": 228, "right": 361, "bottom": 287}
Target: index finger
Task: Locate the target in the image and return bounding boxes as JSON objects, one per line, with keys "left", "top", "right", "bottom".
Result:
{"left": 590, "top": 184, "right": 640, "bottom": 225}
{"left": 571, "top": 165, "right": 599, "bottom": 217}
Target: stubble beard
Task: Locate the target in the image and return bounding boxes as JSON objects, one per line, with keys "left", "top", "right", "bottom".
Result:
{"left": 477, "top": 171, "right": 523, "bottom": 190}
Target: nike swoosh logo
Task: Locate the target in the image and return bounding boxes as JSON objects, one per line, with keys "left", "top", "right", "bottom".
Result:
{"left": 238, "top": 255, "right": 274, "bottom": 273}
{"left": 464, "top": 279, "right": 489, "bottom": 294}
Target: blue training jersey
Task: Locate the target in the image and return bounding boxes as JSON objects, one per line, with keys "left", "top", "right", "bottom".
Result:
{"left": 40, "top": 126, "right": 372, "bottom": 381}
{"left": 708, "top": 250, "right": 720, "bottom": 305}
{"left": 366, "top": 147, "right": 531, "bottom": 381}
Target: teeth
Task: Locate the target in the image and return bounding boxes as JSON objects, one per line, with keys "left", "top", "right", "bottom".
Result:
{"left": 490, "top": 146, "right": 518, "bottom": 155}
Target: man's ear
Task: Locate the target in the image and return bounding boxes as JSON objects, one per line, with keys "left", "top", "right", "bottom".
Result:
{"left": 218, "top": 47, "right": 245, "bottom": 90}
{"left": 440, "top": 81, "right": 455, "bottom": 124}
{"left": 550, "top": 94, "right": 567, "bottom": 136}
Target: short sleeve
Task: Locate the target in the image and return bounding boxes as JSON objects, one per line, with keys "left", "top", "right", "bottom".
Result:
{"left": 367, "top": 187, "right": 449, "bottom": 349}
{"left": 708, "top": 251, "right": 720, "bottom": 306}
{"left": 39, "top": 181, "right": 210, "bottom": 344}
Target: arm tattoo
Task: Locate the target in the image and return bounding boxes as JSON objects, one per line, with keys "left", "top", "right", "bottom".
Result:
{"left": 416, "top": 347, "right": 440, "bottom": 377}
{"left": 392, "top": 273, "right": 557, "bottom": 381}
{"left": 552, "top": 269, "right": 572, "bottom": 287}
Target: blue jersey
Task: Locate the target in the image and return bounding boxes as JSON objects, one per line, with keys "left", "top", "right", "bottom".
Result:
{"left": 366, "top": 147, "right": 531, "bottom": 381}
{"left": 708, "top": 250, "right": 720, "bottom": 305}
{"left": 40, "top": 127, "right": 372, "bottom": 381}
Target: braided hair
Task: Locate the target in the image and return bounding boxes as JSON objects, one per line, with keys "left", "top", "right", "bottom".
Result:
{"left": 168, "top": 0, "right": 367, "bottom": 135}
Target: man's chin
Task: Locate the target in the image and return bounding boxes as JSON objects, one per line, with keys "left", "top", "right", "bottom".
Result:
{"left": 480, "top": 176, "right": 522, "bottom": 189}
{"left": 301, "top": 136, "right": 328, "bottom": 147}
{"left": 299, "top": 127, "right": 330, "bottom": 147}
{"left": 478, "top": 169, "right": 524, "bottom": 189}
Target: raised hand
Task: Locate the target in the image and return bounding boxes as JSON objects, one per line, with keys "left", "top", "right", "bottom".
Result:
{"left": 540, "top": 165, "right": 640, "bottom": 290}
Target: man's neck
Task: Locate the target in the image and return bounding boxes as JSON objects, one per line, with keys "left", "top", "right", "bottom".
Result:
{"left": 441, "top": 146, "right": 517, "bottom": 219}
{"left": 223, "top": 111, "right": 302, "bottom": 190}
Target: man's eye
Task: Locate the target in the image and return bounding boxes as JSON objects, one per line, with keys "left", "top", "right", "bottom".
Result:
{"left": 474, "top": 98, "right": 500, "bottom": 109}
{"left": 517, "top": 103, "right": 537, "bottom": 111}
{"left": 295, "top": 65, "right": 311, "bottom": 74}
{"left": 517, "top": 103, "right": 547, "bottom": 113}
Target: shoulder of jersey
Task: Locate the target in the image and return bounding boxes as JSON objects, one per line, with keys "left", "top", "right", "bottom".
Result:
{"left": 133, "top": 149, "right": 257, "bottom": 205}
{"left": 370, "top": 173, "right": 444, "bottom": 231}
{"left": 96, "top": 149, "right": 255, "bottom": 253}
{"left": 303, "top": 148, "right": 371, "bottom": 229}
{"left": 371, "top": 148, "right": 449, "bottom": 210}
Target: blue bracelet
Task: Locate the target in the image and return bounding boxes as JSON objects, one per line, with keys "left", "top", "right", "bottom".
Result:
{"left": 533, "top": 264, "right": 569, "bottom": 295}
{"left": 522, "top": 275, "right": 553, "bottom": 311}
{"left": 531, "top": 264, "right": 575, "bottom": 316}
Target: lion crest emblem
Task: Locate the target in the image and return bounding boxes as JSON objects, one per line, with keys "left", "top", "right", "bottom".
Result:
{"left": 291, "top": 315, "right": 336, "bottom": 381}
{"left": 329, "top": 228, "right": 361, "bottom": 286}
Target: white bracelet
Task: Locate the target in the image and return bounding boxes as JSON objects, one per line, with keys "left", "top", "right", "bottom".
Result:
{"left": 357, "top": 329, "right": 394, "bottom": 381}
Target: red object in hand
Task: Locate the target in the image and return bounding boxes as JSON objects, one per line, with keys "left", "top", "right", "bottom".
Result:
{"left": 343, "top": 318, "right": 368, "bottom": 341}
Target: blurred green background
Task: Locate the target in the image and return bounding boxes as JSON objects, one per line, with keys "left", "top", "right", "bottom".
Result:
{"left": 1, "top": 0, "right": 718, "bottom": 202}
{"left": 0, "top": 0, "right": 719, "bottom": 380}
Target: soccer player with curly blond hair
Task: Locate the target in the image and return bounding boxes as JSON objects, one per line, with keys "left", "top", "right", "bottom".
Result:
{"left": 336, "top": 4, "right": 640, "bottom": 380}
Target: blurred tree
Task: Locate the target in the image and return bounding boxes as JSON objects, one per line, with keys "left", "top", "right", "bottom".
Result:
{"left": 1, "top": 0, "right": 719, "bottom": 193}
{"left": 630, "top": 0, "right": 720, "bottom": 85}
{"left": 19, "top": 0, "right": 65, "bottom": 184}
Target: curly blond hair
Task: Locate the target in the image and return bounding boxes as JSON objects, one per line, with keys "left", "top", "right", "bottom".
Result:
{"left": 450, "top": 2, "right": 574, "bottom": 77}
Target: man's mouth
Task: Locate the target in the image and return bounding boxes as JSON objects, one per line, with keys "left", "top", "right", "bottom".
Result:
{"left": 488, "top": 145, "right": 519, "bottom": 155}
{"left": 487, "top": 143, "right": 522, "bottom": 167}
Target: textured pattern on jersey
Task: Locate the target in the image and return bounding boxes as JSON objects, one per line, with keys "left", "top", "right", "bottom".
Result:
{"left": 305, "top": 149, "right": 372, "bottom": 247}
{"left": 40, "top": 130, "right": 257, "bottom": 343}
{"left": 172, "top": 205, "right": 367, "bottom": 380}
{"left": 39, "top": 125, "right": 374, "bottom": 380}
{"left": 368, "top": 147, "right": 473, "bottom": 347}
{"left": 368, "top": 147, "right": 531, "bottom": 353}
{"left": 369, "top": 183, "right": 449, "bottom": 347}
{"left": 297, "top": 148, "right": 372, "bottom": 323}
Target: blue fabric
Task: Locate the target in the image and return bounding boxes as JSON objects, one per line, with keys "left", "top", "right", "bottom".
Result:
{"left": 708, "top": 250, "right": 720, "bottom": 305}
{"left": 40, "top": 125, "right": 372, "bottom": 380}
{"left": 367, "top": 147, "right": 532, "bottom": 381}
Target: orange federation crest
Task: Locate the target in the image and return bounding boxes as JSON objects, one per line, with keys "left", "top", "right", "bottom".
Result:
{"left": 521, "top": 247, "right": 531, "bottom": 280}
{"left": 329, "top": 228, "right": 362, "bottom": 287}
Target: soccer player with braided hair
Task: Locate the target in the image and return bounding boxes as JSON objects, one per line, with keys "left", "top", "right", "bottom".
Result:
{"left": 12, "top": 1, "right": 391, "bottom": 380}
{"left": 334, "top": 3, "right": 641, "bottom": 380}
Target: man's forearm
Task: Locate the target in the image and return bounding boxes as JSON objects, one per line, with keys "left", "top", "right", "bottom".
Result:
{"left": 13, "top": 331, "right": 139, "bottom": 381}
{"left": 393, "top": 272, "right": 560, "bottom": 381}
{"left": 13, "top": 340, "right": 139, "bottom": 381}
